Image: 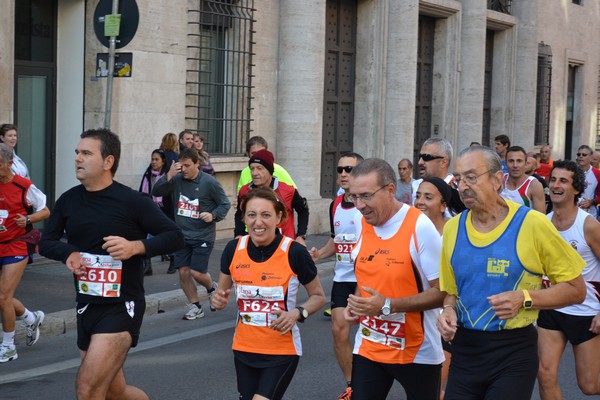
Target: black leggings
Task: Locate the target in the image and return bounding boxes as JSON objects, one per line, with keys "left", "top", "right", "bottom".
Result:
{"left": 351, "top": 354, "right": 441, "bottom": 400}
{"left": 234, "top": 354, "right": 299, "bottom": 400}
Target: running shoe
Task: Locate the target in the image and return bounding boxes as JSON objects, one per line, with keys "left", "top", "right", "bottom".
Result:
{"left": 323, "top": 308, "right": 332, "bottom": 317}
{"left": 183, "top": 304, "right": 205, "bottom": 320}
{"left": 0, "top": 345, "right": 18, "bottom": 363}
{"left": 208, "top": 281, "right": 218, "bottom": 312}
{"left": 26, "top": 310, "right": 45, "bottom": 346}
{"left": 337, "top": 387, "right": 352, "bottom": 400}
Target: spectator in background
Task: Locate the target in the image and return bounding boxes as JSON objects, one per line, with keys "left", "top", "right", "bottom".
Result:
{"left": 139, "top": 149, "right": 173, "bottom": 275}
{"left": 159, "top": 132, "right": 180, "bottom": 167}
{"left": 395, "top": 158, "right": 414, "bottom": 204}
{"left": 575, "top": 145, "right": 600, "bottom": 219}
{"left": 494, "top": 134, "right": 511, "bottom": 173}
{"left": 237, "top": 136, "right": 296, "bottom": 193}
{"left": 0, "top": 124, "right": 29, "bottom": 178}
{"left": 536, "top": 145, "right": 554, "bottom": 182}
{"left": 179, "top": 130, "right": 194, "bottom": 152}
{"left": 193, "top": 133, "right": 215, "bottom": 176}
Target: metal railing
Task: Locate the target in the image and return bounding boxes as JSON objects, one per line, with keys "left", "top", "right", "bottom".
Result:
{"left": 488, "top": 0, "right": 512, "bottom": 14}
{"left": 186, "top": 0, "right": 255, "bottom": 155}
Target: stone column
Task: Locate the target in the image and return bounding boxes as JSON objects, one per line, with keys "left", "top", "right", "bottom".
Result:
{"left": 456, "top": 0, "right": 487, "bottom": 150}
{"left": 276, "top": 0, "right": 326, "bottom": 199}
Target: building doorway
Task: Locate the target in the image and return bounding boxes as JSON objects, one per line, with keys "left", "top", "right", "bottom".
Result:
{"left": 14, "top": 0, "right": 57, "bottom": 202}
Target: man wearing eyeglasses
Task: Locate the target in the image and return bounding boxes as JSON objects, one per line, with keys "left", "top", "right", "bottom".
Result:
{"left": 575, "top": 145, "right": 600, "bottom": 219}
{"left": 344, "top": 158, "right": 445, "bottom": 400}
{"left": 412, "top": 138, "right": 465, "bottom": 216}
{"left": 437, "top": 145, "right": 586, "bottom": 400}
{"left": 310, "top": 152, "right": 364, "bottom": 400}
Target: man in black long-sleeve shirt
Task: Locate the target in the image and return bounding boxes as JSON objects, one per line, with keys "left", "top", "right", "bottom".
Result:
{"left": 39, "top": 129, "right": 184, "bottom": 400}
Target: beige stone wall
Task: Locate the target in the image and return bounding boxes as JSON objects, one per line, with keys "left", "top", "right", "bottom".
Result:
{"left": 83, "top": 0, "right": 188, "bottom": 189}
{"left": 0, "top": 0, "right": 15, "bottom": 123}
{"left": 537, "top": 1, "right": 600, "bottom": 159}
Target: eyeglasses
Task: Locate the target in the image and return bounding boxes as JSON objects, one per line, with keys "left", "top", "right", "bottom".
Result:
{"left": 576, "top": 153, "right": 590, "bottom": 157}
{"left": 453, "top": 169, "right": 493, "bottom": 186}
{"left": 419, "top": 153, "right": 445, "bottom": 162}
{"left": 347, "top": 185, "right": 388, "bottom": 204}
{"left": 337, "top": 166, "right": 353, "bottom": 174}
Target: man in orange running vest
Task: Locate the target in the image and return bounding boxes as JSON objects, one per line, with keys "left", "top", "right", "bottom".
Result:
{"left": 344, "top": 158, "right": 445, "bottom": 400}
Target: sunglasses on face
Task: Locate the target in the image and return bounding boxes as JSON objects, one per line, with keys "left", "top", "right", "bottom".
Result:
{"left": 419, "top": 153, "right": 445, "bottom": 162}
{"left": 337, "top": 166, "right": 353, "bottom": 173}
{"left": 576, "top": 153, "right": 590, "bottom": 157}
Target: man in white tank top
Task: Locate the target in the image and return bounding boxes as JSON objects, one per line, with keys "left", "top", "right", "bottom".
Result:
{"left": 500, "top": 146, "right": 546, "bottom": 214}
{"left": 309, "top": 152, "right": 364, "bottom": 400}
{"left": 538, "top": 160, "right": 600, "bottom": 399}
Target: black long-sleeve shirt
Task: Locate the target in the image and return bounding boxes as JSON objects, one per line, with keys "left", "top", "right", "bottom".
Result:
{"left": 39, "top": 181, "right": 184, "bottom": 303}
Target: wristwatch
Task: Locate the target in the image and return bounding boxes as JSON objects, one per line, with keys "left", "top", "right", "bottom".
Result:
{"left": 522, "top": 290, "right": 533, "bottom": 309}
{"left": 25, "top": 216, "right": 31, "bottom": 225}
{"left": 296, "top": 306, "right": 308, "bottom": 323}
{"left": 381, "top": 298, "right": 392, "bottom": 316}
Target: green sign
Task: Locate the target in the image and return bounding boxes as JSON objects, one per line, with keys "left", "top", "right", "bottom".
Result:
{"left": 104, "top": 14, "right": 121, "bottom": 37}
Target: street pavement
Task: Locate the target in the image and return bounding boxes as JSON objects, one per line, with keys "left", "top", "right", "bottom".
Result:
{"left": 8, "top": 234, "right": 334, "bottom": 344}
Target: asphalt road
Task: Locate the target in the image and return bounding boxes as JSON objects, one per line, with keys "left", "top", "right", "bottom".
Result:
{"left": 0, "top": 274, "right": 587, "bottom": 399}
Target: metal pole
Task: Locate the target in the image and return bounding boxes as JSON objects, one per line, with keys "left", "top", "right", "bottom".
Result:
{"left": 104, "top": 0, "right": 120, "bottom": 129}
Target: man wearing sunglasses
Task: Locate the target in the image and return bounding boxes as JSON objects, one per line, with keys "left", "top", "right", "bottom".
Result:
{"left": 344, "top": 158, "right": 445, "bottom": 400}
{"left": 412, "top": 138, "right": 465, "bottom": 216}
{"left": 575, "top": 145, "right": 600, "bottom": 219}
{"left": 310, "top": 152, "right": 364, "bottom": 400}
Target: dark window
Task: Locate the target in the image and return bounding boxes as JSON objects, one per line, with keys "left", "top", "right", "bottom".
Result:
{"left": 186, "top": 0, "right": 255, "bottom": 155}
{"left": 487, "top": 0, "right": 512, "bottom": 14}
{"left": 535, "top": 43, "right": 552, "bottom": 146}
{"left": 572, "top": 0, "right": 583, "bottom": 5}
{"left": 14, "top": 0, "right": 55, "bottom": 62}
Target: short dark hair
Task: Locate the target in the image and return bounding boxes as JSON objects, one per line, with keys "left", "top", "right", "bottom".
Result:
{"left": 340, "top": 151, "right": 364, "bottom": 162}
{"left": 494, "top": 134, "right": 510, "bottom": 146}
{"left": 179, "top": 147, "right": 200, "bottom": 163}
{"left": 245, "top": 136, "right": 269, "bottom": 155}
{"left": 550, "top": 160, "right": 586, "bottom": 204}
{"left": 506, "top": 146, "right": 527, "bottom": 159}
{"left": 179, "top": 130, "right": 193, "bottom": 140}
{"left": 80, "top": 128, "right": 121, "bottom": 176}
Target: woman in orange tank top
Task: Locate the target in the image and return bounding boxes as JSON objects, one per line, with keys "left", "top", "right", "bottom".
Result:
{"left": 210, "top": 187, "right": 326, "bottom": 400}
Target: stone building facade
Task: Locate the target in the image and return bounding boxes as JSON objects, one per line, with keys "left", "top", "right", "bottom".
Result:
{"left": 1, "top": 0, "right": 599, "bottom": 237}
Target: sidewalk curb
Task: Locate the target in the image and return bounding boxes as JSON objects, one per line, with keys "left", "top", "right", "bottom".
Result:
{"left": 15, "top": 260, "right": 336, "bottom": 345}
